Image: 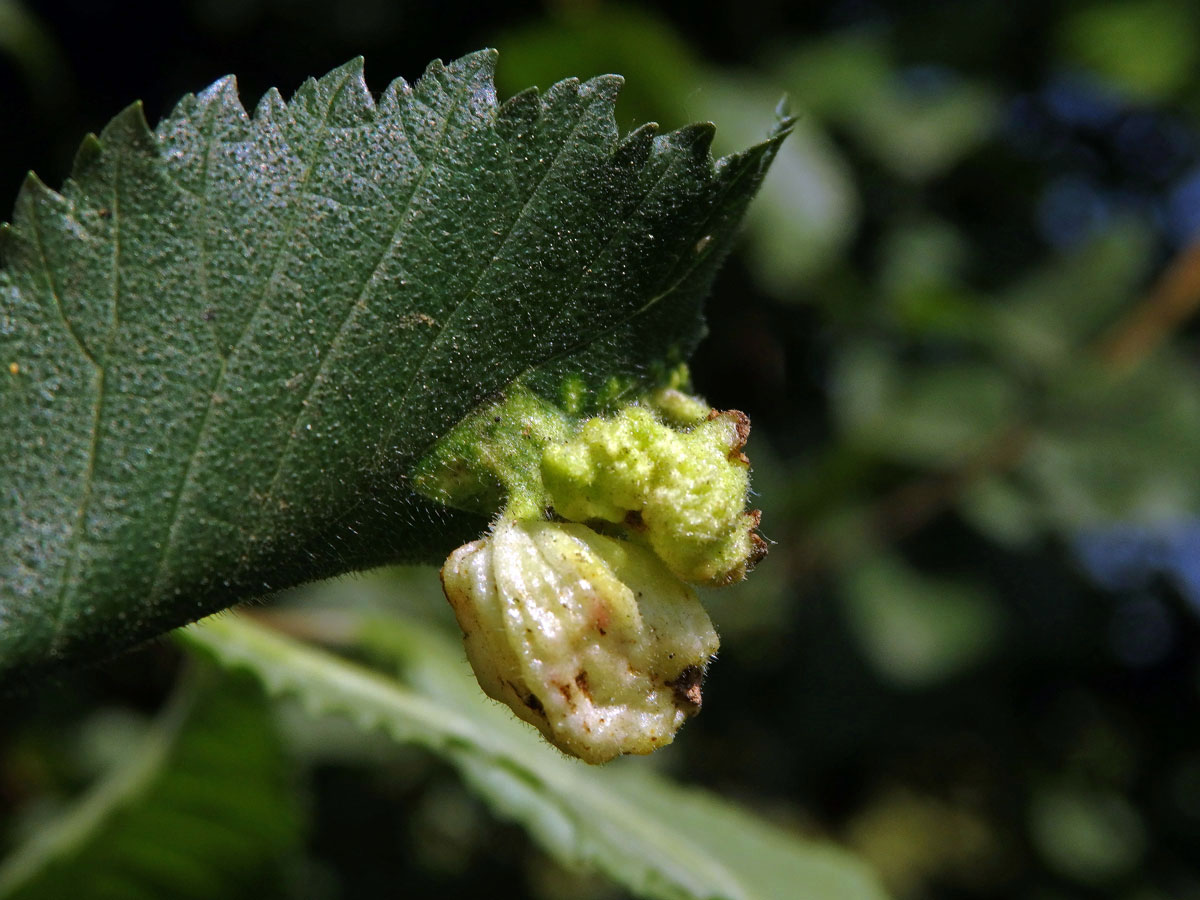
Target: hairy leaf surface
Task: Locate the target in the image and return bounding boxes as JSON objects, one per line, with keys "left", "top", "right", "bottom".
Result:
{"left": 0, "top": 52, "right": 786, "bottom": 683}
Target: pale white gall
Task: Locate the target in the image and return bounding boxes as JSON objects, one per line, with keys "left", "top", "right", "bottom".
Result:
{"left": 440, "top": 518, "right": 719, "bottom": 764}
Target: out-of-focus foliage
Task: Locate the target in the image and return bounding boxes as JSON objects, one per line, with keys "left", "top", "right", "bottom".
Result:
{"left": 0, "top": 668, "right": 301, "bottom": 899}
{"left": 1059, "top": 0, "right": 1200, "bottom": 101}
{"left": 0, "top": 1, "right": 68, "bottom": 107}
{"left": 4, "top": 1, "right": 1200, "bottom": 899}
{"left": 180, "top": 611, "right": 884, "bottom": 900}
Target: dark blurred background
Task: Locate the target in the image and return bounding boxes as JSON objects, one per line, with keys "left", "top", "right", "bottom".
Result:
{"left": 4, "top": 1, "right": 1200, "bottom": 897}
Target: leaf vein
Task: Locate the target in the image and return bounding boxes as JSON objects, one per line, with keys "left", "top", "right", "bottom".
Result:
{"left": 253, "top": 58, "right": 492, "bottom": 516}
{"left": 195, "top": 96, "right": 221, "bottom": 355}
{"left": 28, "top": 202, "right": 98, "bottom": 368}
{"left": 400, "top": 138, "right": 687, "bottom": 471}
{"left": 46, "top": 149, "right": 128, "bottom": 653}
{"left": 141, "top": 68, "right": 361, "bottom": 602}
{"left": 526, "top": 144, "right": 760, "bottom": 377}
{"left": 383, "top": 88, "right": 599, "bottom": 459}
{"left": 406, "top": 138, "right": 752, "bottom": 473}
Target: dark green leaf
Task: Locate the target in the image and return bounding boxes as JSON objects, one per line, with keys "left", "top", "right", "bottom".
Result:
{"left": 0, "top": 52, "right": 786, "bottom": 684}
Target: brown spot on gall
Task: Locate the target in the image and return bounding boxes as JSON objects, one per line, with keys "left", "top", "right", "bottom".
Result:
{"left": 750, "top": 533, "right": 769, "bottom": 569}
{"left": 727, "top": 410, "right": 751, "bottom": 449}
{"left": 574, "top": 670, "right": 592, "bottom": 701}
{"left": 666, "top": 665, "right": 705, "bottom": 715}
{"left": 706, "top": 409, "right": 752, "bottom": 464}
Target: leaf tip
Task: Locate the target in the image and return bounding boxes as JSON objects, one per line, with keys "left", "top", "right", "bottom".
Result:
{"left": 69, "top": 132, "right": 103, "bottom": 176}
{"left": 197, "top": 73, "right": 239, "bottom": 103}
{"left": 254, "top": 86, "right": 287, "bottom": 119}
{"left": 584, "top": 72, "right": 624, "bottom": 91}
{"left": 99, "top": 100, "right": 156, "bottom": 153}
{"left": 441, "top": 47, "right": 499, "bottom": 82}
{"left": 18, "top": 168, "right": 47, "bottom": 195}
{"left": 475, "top": 47, "right": 501, "bottom": 68}
{"left": 769, "top": 95, "right": 797, "bottom": 142}
{"left": 666, "top": 121, "right": 717, "bottom": 159}
{"left": 498, "top": 85, "right": 541, "bottom": 116}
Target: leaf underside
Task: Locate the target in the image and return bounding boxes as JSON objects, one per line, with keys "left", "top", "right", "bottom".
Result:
{"left": 181, "top": 614, "right": 887, "bottom": 900}
{"left": 0, "top": 51, "right": 786, "bottom": 685}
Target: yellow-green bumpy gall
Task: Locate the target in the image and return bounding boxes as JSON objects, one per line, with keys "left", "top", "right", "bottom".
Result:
{"left": 541, "top": 406, "right": 765, "bottom": 585}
